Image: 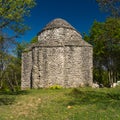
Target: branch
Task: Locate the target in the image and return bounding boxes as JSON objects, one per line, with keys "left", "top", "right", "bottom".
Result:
{"left": 0, "top": 21, "right": 10, "bottom": 29}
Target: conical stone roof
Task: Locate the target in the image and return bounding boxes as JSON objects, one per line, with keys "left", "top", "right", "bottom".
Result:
{"left": 42, "top": 18, "right": 75, "bottom": 31}
{"left": 27, "top": 18, "right": 92, "bottom": 50}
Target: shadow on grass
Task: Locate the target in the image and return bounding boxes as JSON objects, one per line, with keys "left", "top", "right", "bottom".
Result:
{"left": 67, "top": 88, "right": 120, "bottom": 108}
{"left": 0, "top": 97, "right": 15, "bottom": 105}
{"left": 0, "top": 90, "right": 30, "bottom": 106}
{"left": 0, "top": 90, "right": 30, "bottom": 95}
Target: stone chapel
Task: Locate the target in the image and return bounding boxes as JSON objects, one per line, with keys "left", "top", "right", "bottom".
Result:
{"left": 21, "top": 18, "right": 93, "bottom": 89}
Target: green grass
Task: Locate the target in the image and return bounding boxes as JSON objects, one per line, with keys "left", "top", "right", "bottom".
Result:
{"left": 0, "top": 87, "right": 120, "bottom": 120}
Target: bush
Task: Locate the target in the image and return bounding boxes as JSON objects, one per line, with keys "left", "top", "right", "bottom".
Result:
{"left": 49, "top": 85, "right": 63, "bottom": 89}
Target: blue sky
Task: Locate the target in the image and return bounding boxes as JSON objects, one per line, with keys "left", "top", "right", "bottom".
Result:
{"left": 18, "top": 0, "right": 107, "bottom": 43}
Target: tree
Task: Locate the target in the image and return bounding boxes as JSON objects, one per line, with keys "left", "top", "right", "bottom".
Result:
{"left": 0, "top": 0, "right": 36, "bottom": 91}
{"left": 0, "top": 34, "right": 16, "bottom": 89}
{"left": 96, "top": 0, "right": 120, "bottom": 17}
{"left": 84, "top": 18, "right": 120, "bottom": 86}
{"left": 30, "top": 36, "right": 38, "bottom": 43}
{"left": 15, "top": 41, "right": 28, "bottom": 59}
{"left": 2, "top": 55, "right": 21, "bottom": 91}
{"left": 0, "top": 0, "right": 36, "bottom": 34}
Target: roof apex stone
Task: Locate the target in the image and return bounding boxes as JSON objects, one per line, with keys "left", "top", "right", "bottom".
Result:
{"left": 41, "top": 18, "right": 75, "bottom": 31}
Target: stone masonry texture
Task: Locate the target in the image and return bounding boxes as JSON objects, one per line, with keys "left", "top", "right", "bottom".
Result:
{"left": 21, "top": 18, "right": 93, "bottom": 89}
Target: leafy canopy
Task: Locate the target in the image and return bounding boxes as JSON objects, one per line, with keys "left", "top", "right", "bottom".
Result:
{"left": 0, "top": 0, "right": 36, "bottom": 36}
{"left": 96, "top": 0, "right": 120, "bottom": 17}
{"left": 84, "top": 18, "right": 120, "bottom": 85}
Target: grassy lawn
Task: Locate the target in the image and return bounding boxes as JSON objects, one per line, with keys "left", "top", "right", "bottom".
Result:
{"left": 0, "top": 87, "right": 120, "bottom": 120}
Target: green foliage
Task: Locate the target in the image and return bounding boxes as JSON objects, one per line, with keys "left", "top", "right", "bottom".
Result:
{"left": 30, "top": 36, "right": 38, "bottom": 43}
{"left": 0, "top": 0, "right": 36, "bottom": 92}
{"left": 1, "top": 55, "right": 21, "bottom": 92}
{"left": 84, "top": 18, "right": 120, "bottom": 86}
{"left": 49, "top": 85, "right": 63, "bottom": 89}
{"left": 0, "top": 0, "right": 36, "bottom": 36}
{"left": 96, "top": 0, "right": 120, "bottom": 18}
{"left": 15, "top": 41, "right": 28, "bottom": 59}
{"left": 93, "top": 68, "right": 109, "bottom": 86}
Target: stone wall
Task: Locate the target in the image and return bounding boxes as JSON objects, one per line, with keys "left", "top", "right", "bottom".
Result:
{"left": 21, "top": 51, "right": 32, "bottom": 89}
{"left": 64, "top": 46, "right": 93, "bottom": 87}
{"left": 21, "top": 46, "right": 93, "bottom": 89}
{"left": 31, "top": 47, "right": 65, "bottom": 88}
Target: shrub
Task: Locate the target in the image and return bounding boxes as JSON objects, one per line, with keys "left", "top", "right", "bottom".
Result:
{"left": 49, "top": 85, "right": 63, "bottom": 89}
